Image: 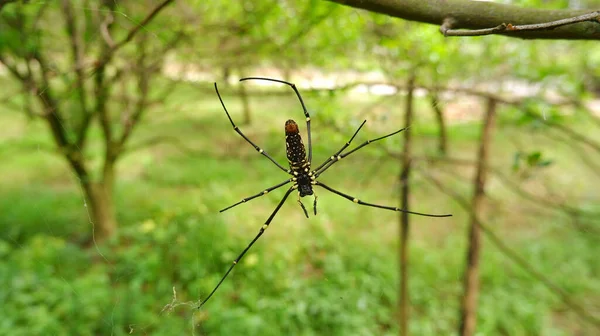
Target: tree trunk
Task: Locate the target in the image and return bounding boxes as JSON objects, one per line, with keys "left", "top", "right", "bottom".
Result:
{"left": 459, "top": 98, "right": 497, "bottom": 336}
{"left": 82, "top": 158, "right": 117, "bottom": 242}
{"left": 82, "top": 180, "right": 117, "bottom": 242}
{"left": 398, "top": 73, "right": 415, "bottom": 336}
{"left": 428, "top": 90, "right": 448, "bottom": 155}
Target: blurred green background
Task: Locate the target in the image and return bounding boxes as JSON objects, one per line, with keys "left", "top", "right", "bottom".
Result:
{"left": 1, "top": 0, "right": 599, "bottom": 335}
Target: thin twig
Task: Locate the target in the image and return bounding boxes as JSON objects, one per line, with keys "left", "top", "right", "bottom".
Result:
{"left": 506, "top": 11, "right": 600, "bottom": 32}
{"left": 443, "top": 11, "right": 600, "bottom": 37}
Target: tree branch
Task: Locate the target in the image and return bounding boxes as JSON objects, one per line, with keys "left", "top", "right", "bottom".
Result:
{"left": 95, "top": 0, "right": 174, "bottom": 68}
{"left": 442, "top": 11, "right": 600, "bottom": 37}
{"left": 95, "top": 1, "right": 115, "bottom": 149}
{"left": 422, "top": 171, "right": 600, "bottom": 329}
{"left": 31, "top": 53, "right": 89, "bottom": 181}
{"left": 320, "top": 117, "right": 600, "bottom": 220}
{"left": 61, "top": 0, "right": 92, "bottom": 147}
{"left": 117, "top": 34, "right": 150, "bottom": 150}
{"left": 327, "top": 0, "right": 600, "bottom": 40}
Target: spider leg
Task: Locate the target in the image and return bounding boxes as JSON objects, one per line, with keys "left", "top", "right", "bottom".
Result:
{"left": 220, "top": 178, "right": 293, "bottom": 212}
{"left": 313, "top": 194, "right": 318, "bottom": 215}
{"left": 314, "top": 126, "right": 409, "bottom": 178}
{"left": 297, "top": 192, "right": 309, "bottom": 218}
{"left": 240, "top": 77, "right": 313, "bottom": 164}
{"left": 315, "top": 181, "right": 452, "bottom": 218}
{"left": 198, "top": 186, "right": 295, "bottom": 309}
{"left": 215, "top": 83, "right": 291, "bottom": 174}
{"left": 313, "top": 120, "right": 367, "bottom": 173}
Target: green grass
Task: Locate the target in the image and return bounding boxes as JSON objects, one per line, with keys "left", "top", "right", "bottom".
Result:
{"left": 0, "top": 79, "right": 599, "bottom": 335}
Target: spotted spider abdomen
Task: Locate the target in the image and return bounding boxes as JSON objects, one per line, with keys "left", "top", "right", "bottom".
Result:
{"left": 285, "top": 119, "right": 313, "bottom": 197}
{"left": 285, "top": 120, "right": 307, "bottom": 166}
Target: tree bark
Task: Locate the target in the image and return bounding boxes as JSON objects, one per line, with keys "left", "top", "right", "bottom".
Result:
{"left": 83, "top": 180, "right": 117, "bottom": 241}
{"left": 327, "top": 0, "right": 600, "bottom": 40}
{"left": 398, "top": 73, "right": 415, "bottom": 336}
{"left": 428, "top": 90, "right": 448, "bottom": 155}
{"left": 459, "top": 97, "right": 497, "bottom": 336}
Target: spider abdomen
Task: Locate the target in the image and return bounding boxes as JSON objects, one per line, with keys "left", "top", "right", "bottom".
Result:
{"left": 285, "top": 119, "right": 314, "bottom": 197}
{"left": 285, "top": 119, "right": 307, "bottom": 167}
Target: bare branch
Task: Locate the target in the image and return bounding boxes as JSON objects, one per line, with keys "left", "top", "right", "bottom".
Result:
{"left": 89, "top": 0, "right": 174, "bottom": 155}
{"left": 25, "top": 51, "right": 90, "bottom": 182}
{"left": 398, "top": 73, "right": 415, "bottom": 336}
{"left": 95, "top": 0, "right": 174, "bottom": 68}
{"left": 443, "top": 23, "right": 508, "bottom": 37}
{"left": 507, "top": 11, "right": 600, "bottom": 31}
{"left": 327, "top": 0, "right": 600, "bottom": 40}
{"left": 320, "top": 117, "right": 600, "bottom": 220}
{"left": 443, "top": 11, "right": 600, "bottom": 37}
{"left": 117, "top": 34, "right": 150, "bottom": 149}
{"left": 422, "top": 171, "right": 600, "bottom": 328}
{"left": 61, "top": 0, "right": 92, "bottom": 148}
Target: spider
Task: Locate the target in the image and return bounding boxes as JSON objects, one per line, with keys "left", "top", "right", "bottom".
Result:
{"left": 198, "top": 77, "right": 452, "bottom": 308}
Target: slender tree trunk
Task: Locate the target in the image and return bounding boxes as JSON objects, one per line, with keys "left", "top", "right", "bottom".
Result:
{"left": 398, "top": 73, "right": 415, "bottom": 336}
{"left": 428, "top": 90, "right": 448, "bottom": 155}
{"left": 83, "top": 180, "right": 117, "bottom": 241}
{"left": 459, "top": 98, "right": 497, "bottom": 336}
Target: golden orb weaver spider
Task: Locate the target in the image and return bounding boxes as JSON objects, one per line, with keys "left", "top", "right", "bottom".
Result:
{"left": 198, "top": 77, "right": 452, "bottom": 308}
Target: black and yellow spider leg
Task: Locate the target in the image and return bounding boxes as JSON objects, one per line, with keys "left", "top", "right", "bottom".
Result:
{"left": 313, "top": 120, "right": 367, "bottom": 173}
{"left": 240, "top": 77, "right": 313, "bottom": 164}
{"left": 198, "top": 186, "right": 295, "bottom": 309}
{"left": 220, "top": 178, "right": 294, "bottom": 212}
{"left": 215, "top": 83, "right": 291, "bottom": 174}
{"left": 297, "top": 191, "right": 309, "bottom": 218}
{"left": 314, "top": 127, "right": 409, "bottom": 178}
{"left": 295, "top": 191, "right": 318, "bottom": 218}
{"left": 315, "top": 181, "right": 452, "bottom": 218}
